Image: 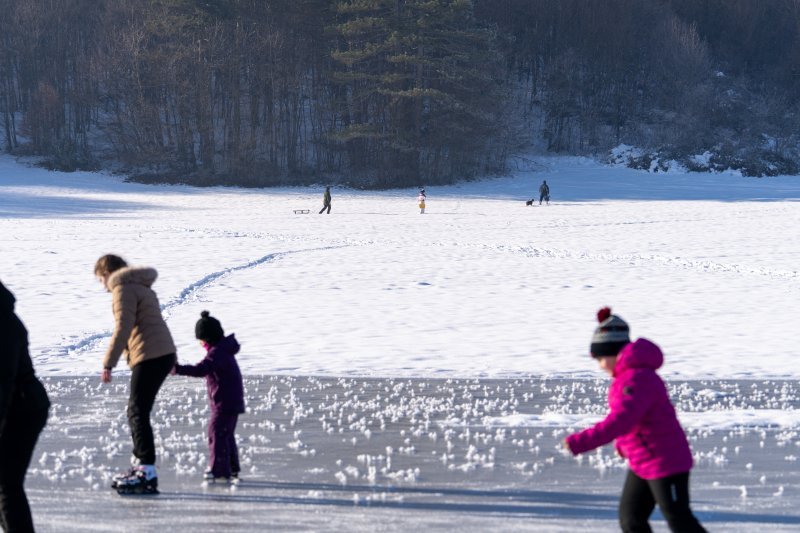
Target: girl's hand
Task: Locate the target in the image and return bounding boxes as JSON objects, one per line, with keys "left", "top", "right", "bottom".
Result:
{"left": 562, "top": 439, "right": 573, "bottom": 454}
{"left": 101, "top": 368, "right": 112, "bottom": 383}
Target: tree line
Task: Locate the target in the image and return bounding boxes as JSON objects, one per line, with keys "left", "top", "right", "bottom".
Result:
{"left": 478, "top": 0, "right": 800, "bottom": 176}
{"left": 1, "top": 0, "right": 798, "bottom": 186}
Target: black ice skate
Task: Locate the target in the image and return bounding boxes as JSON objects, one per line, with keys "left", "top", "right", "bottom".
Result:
{"left": 110, "top": 467, "right": 137, "bottom": 489}
{"left": 113, "top": 467, "right": 159, "bottom": 495}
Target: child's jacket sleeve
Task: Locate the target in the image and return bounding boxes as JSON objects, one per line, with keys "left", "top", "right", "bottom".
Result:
{"left": 566, "top": 372, "right": 652, "bottom": 455}
{"left": 175, "top": 353, "right": 215, "bottom": 377}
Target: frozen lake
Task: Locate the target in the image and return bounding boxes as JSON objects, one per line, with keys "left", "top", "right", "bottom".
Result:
{"left": 26, "top": 376, "right": 800, "bottom": 532}
{"left": 2, "top": 154, "right": 800, "bottom": 529}
{"left": 1, "top": 154, "right": 800, "bottom": 380}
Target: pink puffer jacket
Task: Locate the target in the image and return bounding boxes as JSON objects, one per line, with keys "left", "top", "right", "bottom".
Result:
{"left": 566, "top": 338, "right": 693, "bottom": 479}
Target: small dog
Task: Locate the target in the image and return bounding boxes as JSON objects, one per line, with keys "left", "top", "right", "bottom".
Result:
{"left": 525, "top": 199, "right": 534, "bottom": 206}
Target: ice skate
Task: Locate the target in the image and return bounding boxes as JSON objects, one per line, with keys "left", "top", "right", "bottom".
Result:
{"left": 113, "top": 465, "right": 159, "bottom": 495}
{"left": 202, "top": 469, "right": 240, "bottom": 486}
{"left": 110, "top": 467, "right": 137, "bottom": 489}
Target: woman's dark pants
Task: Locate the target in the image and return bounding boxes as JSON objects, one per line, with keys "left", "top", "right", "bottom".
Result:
{"left": 128, "top": 354, "right": 176, "bottom": 465}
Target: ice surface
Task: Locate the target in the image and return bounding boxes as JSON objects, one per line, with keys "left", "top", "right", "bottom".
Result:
{"left": 25, "top": 377, "right": 800, "bottom": 532}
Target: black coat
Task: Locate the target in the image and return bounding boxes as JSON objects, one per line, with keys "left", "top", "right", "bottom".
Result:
{"left": 0, "top": 282, "right": 50, "bottom": 436}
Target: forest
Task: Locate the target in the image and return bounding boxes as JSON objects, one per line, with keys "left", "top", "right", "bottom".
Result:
{"left": 1, "top": 0, "right": 798, "bottom": 187}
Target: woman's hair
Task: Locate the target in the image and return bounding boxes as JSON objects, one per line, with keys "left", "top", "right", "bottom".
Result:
{"left": 94, "top": 254, "right": 128, "bottom": 276}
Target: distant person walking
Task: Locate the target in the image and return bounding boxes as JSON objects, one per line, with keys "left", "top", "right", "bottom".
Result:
{"left": 319, "top": 186, "right": 332, "bottom": 214}
{"left": 539, "top": 180, "right": 550, "bottom": 205}
{"left": 95, "top": 254, "right": 177, "bottom": 494}
{"left": 0, "top": 281, "right": 50, "bottom": 533}
{"left": 172, "top": 311, "right": 245, "bottom": 483}
{"left": 565, "top": 308, "right": 706, "bottom": 533}
{"left": 418, "top": 188, "right": 426, "bottom": 214}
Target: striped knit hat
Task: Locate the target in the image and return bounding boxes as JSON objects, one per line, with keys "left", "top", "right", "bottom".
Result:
{"left": 590, "top": 307, "right": 630, "bottom": 357}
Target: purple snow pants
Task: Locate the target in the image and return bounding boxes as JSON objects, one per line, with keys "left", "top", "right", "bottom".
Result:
{"left": 209, "top": 411, "right": 240, "bottom": 478}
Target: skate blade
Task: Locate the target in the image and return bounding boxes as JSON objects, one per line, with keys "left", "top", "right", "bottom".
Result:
{"left": 202, "top": 478, "right": 238, "bottom": 488}
{"left": 115, "top": 486, "right": 159, "bottom": 496}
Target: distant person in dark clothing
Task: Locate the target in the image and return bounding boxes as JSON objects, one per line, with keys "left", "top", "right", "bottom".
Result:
{"left": 0, "top": 281, "right": 50, "bottom": 533}
{"left": 539, "top": 180, "right": 550, "bottom": 205}
{"left": 173, "top": 311, "right": 245, "bottom": 482}
{"left": 319, "top": 186, "right": 332, "bottom": 214}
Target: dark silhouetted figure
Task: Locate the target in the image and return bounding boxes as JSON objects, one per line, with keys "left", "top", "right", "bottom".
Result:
{"left": 0, "top": 281, "right": 50, "bottom": 533}
{"left": 539, "top": 180, "right": 550, "bottom": 205}
{"left": 319, "top": 187, "right": 332, "bottom": 214}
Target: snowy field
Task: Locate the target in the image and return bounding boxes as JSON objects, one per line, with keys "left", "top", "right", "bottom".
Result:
{"left": 1, "top": 154, "right": 799, "bottom": 379}
{"left": 2, "top": 154, "right": 800, "bottom": 530}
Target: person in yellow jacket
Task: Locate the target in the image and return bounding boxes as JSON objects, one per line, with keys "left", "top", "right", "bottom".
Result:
{"left": 418, "top": 188, "right": 426, "bottom": 214}
{"left": 95, "top": 254, "right": 177, "bottom": 494}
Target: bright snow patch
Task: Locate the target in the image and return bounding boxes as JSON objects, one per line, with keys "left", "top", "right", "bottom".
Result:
{"left": 2, "top": 154, "right": 800, "bottom": 380}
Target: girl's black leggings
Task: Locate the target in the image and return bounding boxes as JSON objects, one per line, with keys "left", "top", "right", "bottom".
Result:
{"left": 619, "top": 470, "right": 706, "bottom": 533}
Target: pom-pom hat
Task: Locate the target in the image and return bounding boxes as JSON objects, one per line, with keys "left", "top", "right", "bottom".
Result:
{"left": 590, "top": 307, "right": 630, "bottom": 357}
{"left": 195, "top": 310, "right": 224, "bottom": 344}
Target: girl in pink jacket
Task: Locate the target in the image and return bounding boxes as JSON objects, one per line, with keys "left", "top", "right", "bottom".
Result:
{"left": 565, "top": 308, "right": 706, "bottom": 533}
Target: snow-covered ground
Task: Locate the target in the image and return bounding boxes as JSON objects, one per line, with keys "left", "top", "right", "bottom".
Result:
{"left": 1, "top": 154, "right": 799, "bottom": 380}
{"left": 2, "top": 154, "right": 800, "bottom": 530}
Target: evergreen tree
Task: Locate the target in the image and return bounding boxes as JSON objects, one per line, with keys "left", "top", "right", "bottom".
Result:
{"left": 331, "top": 0, "right": 505, "bottom": 187}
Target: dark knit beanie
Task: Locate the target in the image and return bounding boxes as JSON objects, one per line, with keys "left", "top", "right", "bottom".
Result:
{"left": 195, "top": 310, "right": 224, "bottom": 344}
{"left": 590, "top": 307, "right": 630, "bottom": 357}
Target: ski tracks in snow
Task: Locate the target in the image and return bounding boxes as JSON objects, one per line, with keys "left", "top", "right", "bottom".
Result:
{"left": 158, "top": 251, "right": 287, "bottom": 320}
{"left": 51, "top": 237, "right": 795, "bottom": 368}
{"left": 507, "top": 245, "right": 799, "bottom": 283}
{"left": 505, "top": 244, "right": 799, "bottom": 283}
{"left": 423, "top": 241, "right": 798, "bottom": 284}
{"left": 60, "top": 245, "right": 350, "bottom": 358}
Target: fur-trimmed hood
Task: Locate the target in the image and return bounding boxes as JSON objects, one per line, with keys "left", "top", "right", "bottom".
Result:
{"left": 107, "top": 266, "right": 158, "bottom": 291}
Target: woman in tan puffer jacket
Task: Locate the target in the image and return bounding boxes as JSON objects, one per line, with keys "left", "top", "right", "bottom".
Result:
{"left": 95, "top": 254, "right": 176, "bottom": 494}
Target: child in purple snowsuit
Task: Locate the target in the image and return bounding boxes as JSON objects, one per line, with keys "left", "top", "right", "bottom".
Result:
{"left": 565, "top": 307, "right": 706, "bottom": 533}
{"left": 173, "top": 311, "right": 245, "bottom": 480}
